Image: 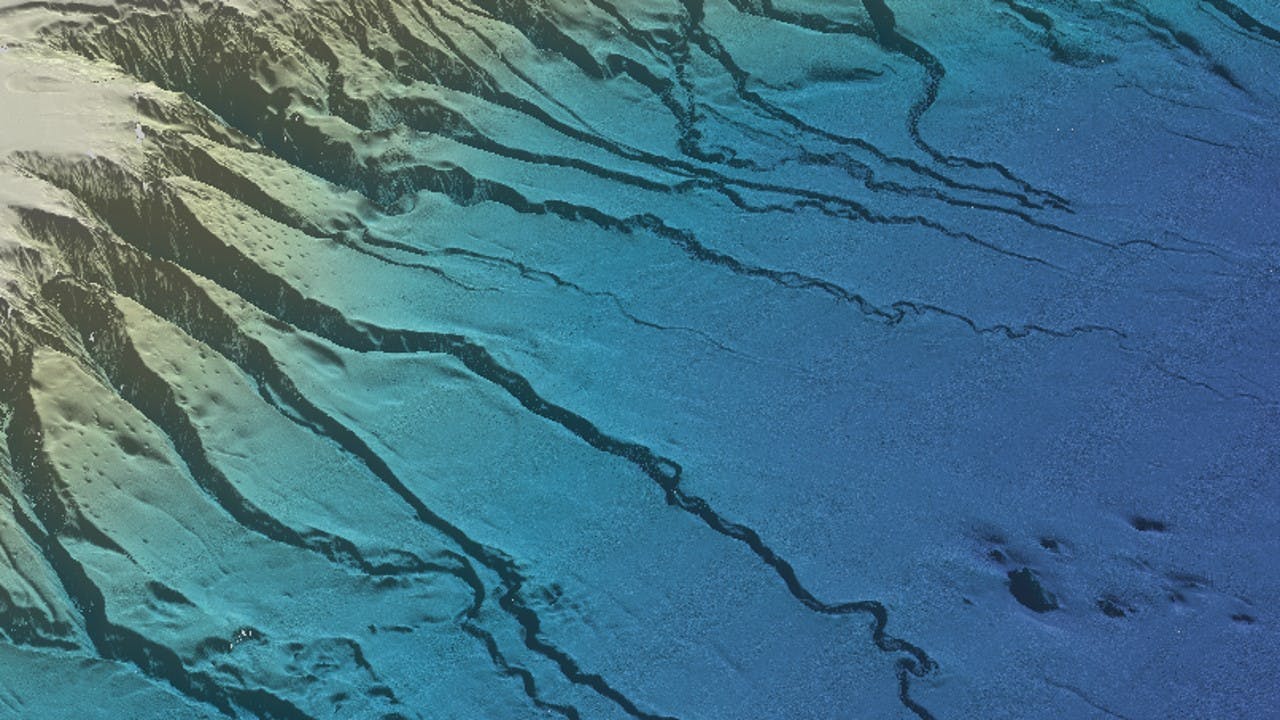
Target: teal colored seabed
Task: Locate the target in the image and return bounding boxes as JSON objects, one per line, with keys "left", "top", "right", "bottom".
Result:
{"left": 0, "top": 1, "right": 1277, "bottom": 718}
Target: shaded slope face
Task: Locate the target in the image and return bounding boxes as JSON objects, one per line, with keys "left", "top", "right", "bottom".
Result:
{"left": 0, "top": 0, "right": 1278, "bottom": 718}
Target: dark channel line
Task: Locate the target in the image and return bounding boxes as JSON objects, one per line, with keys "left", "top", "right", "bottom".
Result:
{"left": 19, "top": 141, "right": 942, "bottom": 715}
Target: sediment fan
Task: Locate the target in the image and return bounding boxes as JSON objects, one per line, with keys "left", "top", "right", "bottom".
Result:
{"left": 0, "top": 1, "right": 1277, "bottom": 718}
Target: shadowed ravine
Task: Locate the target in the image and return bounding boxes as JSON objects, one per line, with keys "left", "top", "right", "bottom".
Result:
{"left": 0, "top": 1, "right": 1278, "bottom": 718}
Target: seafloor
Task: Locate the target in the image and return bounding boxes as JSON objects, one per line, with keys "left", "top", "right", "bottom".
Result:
{"left": 0, "top": 1, "right": 1277, "bottom": 718}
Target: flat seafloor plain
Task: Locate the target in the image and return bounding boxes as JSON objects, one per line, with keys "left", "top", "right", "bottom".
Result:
{"left": 0, "top": 1, "right": 1277, "bottom": 718}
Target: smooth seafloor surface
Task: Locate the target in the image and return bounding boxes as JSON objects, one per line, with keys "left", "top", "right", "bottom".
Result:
{"left": 0, "top": 1, "right": 1277, "bottom": 718}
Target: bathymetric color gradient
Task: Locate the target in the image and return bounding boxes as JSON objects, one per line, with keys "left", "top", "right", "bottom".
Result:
{"left": 0, "top": 1, "right": 1277, "bottom": 718}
